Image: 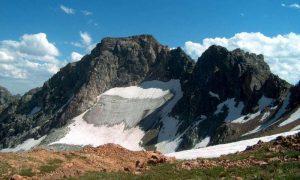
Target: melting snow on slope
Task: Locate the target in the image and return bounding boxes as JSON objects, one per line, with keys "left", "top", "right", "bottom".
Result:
{"left": 214, "top": 98, "right": 259, "bottom": 124}
{"left": 279, "top": 107, "right": 300, "bottom": 127}
{"left": 215, "top": 96, "right": 275, "bottom": 124}
{"left": 260, "top": 111, "right": 271, "bottom": 122}
{"left": 50, "top": 112, "right": 145, "bottom": 151}
{"left": 244, "top": 93, "right": 290, "bottom": 135}
{"left": 166, "top": 130, "right": 300, "bottom": 160}
{"left": 51, "top": 79, "right": 182, "bottom": 151}
{"left": 291, "top": 124, "right": 300, "bottom": 131}
{"left": 1, "top": 136, "right": 46, "bottom": 152}
{"left": 153, "top": 80, "right": 184, "bottom": 153}
{"left": 231, "top": 111, "right": 261, "bottom": 123}
{"left": 214, "top": 98, "right": 244, "bottom": 122}
{"left": 194, "top": 136, "right": 210, "bottom": 148}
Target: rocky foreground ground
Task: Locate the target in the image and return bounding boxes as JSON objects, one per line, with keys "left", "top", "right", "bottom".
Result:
{"left": 1, "top": 133, "right": 300, "bottom": 179}
{"left": 0, "top": 144, "right": 174, "bottom": 180}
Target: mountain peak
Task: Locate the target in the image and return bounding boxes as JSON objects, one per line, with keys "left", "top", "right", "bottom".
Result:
{"left": 197, "top": 45, "right": 269, "bottom": 71}
{"left": 0, "top": 35, "right": 298, "bottom": 154}
{"left": 91, "top": 34, "right": 166, "bottom": 58}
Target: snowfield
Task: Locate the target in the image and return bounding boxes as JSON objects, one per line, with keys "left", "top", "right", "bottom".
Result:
{"left": 194, "top": 136, "right": 211, "bottom": 148}
{"left": 52, "top": 79, "right": 183, "bottom": 151}
{"left": 0, "top": 136, "right": 46, "bottom": 152}
{"left": 166, "top": 130, "right": 300, "bottom": 160}
{"left": 50, "top": 112, "right": 145, "bottom": 150}
{"left": 279, "top": 107, "right": 300, "bottom": 127}
{"left": 214, "top": 96, "right": 275, "bottom": 124}
{"left": 244, "top": 94, "right": 291, "bottom": 135}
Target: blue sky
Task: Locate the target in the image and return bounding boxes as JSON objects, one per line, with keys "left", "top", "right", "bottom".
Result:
{"left": 0, "top": 0, "right": 300, "bottom": 94}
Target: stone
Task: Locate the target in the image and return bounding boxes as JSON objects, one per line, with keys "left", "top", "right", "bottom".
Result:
{"left": 10, "top": 175, "right": 26, "bottom": 180}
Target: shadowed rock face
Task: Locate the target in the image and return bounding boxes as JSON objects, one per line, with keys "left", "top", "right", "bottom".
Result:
{"left": 0, "top": 86, "right": 15, "bottom": 113}
{"left": 177, "top": 45, "right": 290, "bottom": 117}
{"left": 171, "top": 45, "right": 292, "bottom": 150}
{"left": 289, "top": 81, "right": 300, "bottom": 109}
{"left": 0, "top": 35, "right": 298, "bottom": 152}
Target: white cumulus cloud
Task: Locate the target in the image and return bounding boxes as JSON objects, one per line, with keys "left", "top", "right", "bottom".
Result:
{"left": 60, "top": 5, "right": 75, "bottom": 14}
{"left": 70, "top": 52, "right": 83, "bottom": 62}
{"left": 183, "top": 32, "right": 300, "bottom": 84}
{"left": 0, "top": 33, "right": 66, "bottom": 94}
{"left": 0, "top": 51, "right": 14, "bottom": 61}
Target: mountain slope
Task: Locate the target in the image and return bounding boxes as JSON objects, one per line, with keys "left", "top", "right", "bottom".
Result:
{"left": 0, "top": 35, "right": 299, "bottom": 153}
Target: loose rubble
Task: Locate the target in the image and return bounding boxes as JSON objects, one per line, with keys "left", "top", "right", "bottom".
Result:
{"left": 0, "top": 144, "right": 174, "bottom": 179}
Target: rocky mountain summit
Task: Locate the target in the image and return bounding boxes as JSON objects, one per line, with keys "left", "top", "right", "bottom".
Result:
{"left": 0, "top": 35, "right": 299, "bottom": 153}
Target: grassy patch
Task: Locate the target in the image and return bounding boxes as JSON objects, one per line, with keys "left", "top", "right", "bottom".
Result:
{"left": 64, "top": 154, "right": 87, "bottom": 161}
{"left": 0, "top": 161, "right": 11, "bottom": 175}
{"left": 285, "top": 150, "right": 300, "bottom": 159}
{"left": 64, "top": 154, "right": 76, "bottom": 160}
{"left": 38, "top": 158, "right": 63, "bottom": 174}
{"left": 19, "top": 168, "right": 35, "bottom": 177}
{"left": 223, "top": 147, "right": 300, "bottom": 163}
{"left": 67, "top": 161, "right": 300, "bottom": 180}
{"left": 39, "top": 164, "right": 58, "bottom": 173}
{"left": 48, "top": 158, "right": 63, "bottom": 165}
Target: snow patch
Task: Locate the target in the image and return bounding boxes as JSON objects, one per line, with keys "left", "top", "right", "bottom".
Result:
{"left": 194, "top": 136, "right": 210, "bottom": 148}
{"left": 166, "top": 130, "right": 300, "bottom": 159}
{"left": 214, "top": 98, "right": 244, "bottom": 123}
{"left": 51, "top": 80, "right": 182, "bottom": 152}
{"left": 218, "top": 95, "right": 274, "bottom": 124}
{"left": 85, "top": 91, "right": 172, "bottom": 128}
{"left": 50, "top": 112, "right": 145, "bottom": 151}
{"left": 279, "top": 107, "right": 300, "bottom": 127}
{"left": 154, "top": 80, "right": 184, "bottom": 153}
{"left": 1, "top": 136, "right": 46, "bottom": 152}
{"left": 260, "top": 111, "right": 271, "bottom": 122}
{"left": 209, "top": 91, "right": 220, "bottom": 100}
{"left": 242, "top": 126, "right": 261, "bottom": 136}
{"left": 103, "top": 85, "right": 170, "bottom": 99}
{"left": 231, "top": 111, "right": 260, "bottom": 124}
{"left": 155, "top": 136, "right": 182, "bottom": 154}
{"left": 267, "top": 93, "right": 290, "bottom": 125}
{"left": 243, "top": 93, "right": 290, "bottom": 135}
{"left": 291, "top": 124, "right": 300, "bottom": 131}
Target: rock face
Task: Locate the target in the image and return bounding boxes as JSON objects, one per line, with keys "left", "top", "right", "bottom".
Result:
{"left": 0, "top": 86, "right": 19, "bottom": 113}
{"left": 289, "top": 81, "right": 300, "bottom": 109}
{"left": 172, "top": 45, "right": 292, "bottom": 150}
{"left": 0, "top": 35, "right": 299, "bottom": 152}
